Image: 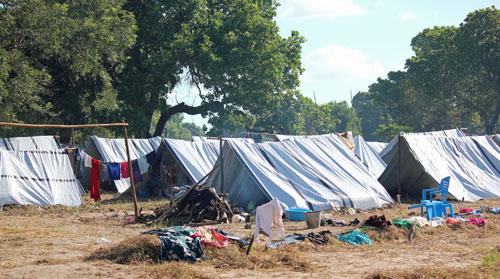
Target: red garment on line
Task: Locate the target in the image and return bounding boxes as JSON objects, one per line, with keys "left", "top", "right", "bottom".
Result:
{"left": 91, "top": 158, "right": 101, "bottom": 202}
{"left": 121, "top": 161, "right": 130, "bottom": 178}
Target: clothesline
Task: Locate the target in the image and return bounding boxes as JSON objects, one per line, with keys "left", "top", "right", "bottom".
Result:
{"left": 74, "top": 148, "right": 158, "bottom": 202}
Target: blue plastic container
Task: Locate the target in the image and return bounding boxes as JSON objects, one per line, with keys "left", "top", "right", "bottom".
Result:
{"left": 138, "top": 189, "right": 152, "bottom": 197}
{"left": 286, "top": 208, "right": 312, "bottom": 221}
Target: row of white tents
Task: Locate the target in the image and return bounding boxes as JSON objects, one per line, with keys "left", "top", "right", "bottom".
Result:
{"left": 1, "top": 130, "right": 500, "bottom": 210}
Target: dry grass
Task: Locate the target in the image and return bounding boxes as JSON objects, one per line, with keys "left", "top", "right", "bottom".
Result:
{"left": 203, "top": 241, "right": 315, "bottom": 272}
{"left": 143, "top": 262, "right": 212, "bottom": 279}
{"left": 86, "top": 235, "right": 161, "bottom": 264}
{"left": 367, "top": 246, "right": 500, "bottom": 279}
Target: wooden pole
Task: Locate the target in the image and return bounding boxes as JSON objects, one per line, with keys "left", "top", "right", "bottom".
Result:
{"left": 220, "top": 136, "right": 224, "bottom": 194}
{"left": 122, "top": 120, "right": 138, "bottom": 220}
{"left": 71, "top": 128, "right": 76, "bottom": 175}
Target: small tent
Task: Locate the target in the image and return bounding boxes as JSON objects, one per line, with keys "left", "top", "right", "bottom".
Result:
{"left": 0, "top": 145, "right": 83, "bottom": 207}
{"left": 378, "top": 134, "right": 500, "bottom": 201}
{"left": 156, "top": 138, "right": 220, "bottom": 187}
{"left": 354, "top": 136, "right": 387, "bottom": 178}
{"left": 379, "top": 128, "right": 465, "bottom": 161}
{"left": 82, "top": 136, "right": 162, "bottom": 193}
{"left": 206, "top": 134, "right": 393, "bottom": 211}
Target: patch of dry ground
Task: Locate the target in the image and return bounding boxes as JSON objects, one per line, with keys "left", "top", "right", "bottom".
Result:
{"left": 1, "top": 194, "right": 500, "bottom": 279}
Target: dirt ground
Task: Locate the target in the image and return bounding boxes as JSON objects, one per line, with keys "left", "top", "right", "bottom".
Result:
{"left": 1, "top": 195, "right": 500, "bottom": 279}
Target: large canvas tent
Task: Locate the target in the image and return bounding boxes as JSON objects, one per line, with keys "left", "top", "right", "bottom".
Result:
{"left": 156, "top": 138, "right": 220, "bottom": 187}
{"left": 82, "top": 136, "right": 162, "bottom": 193}
{"left": 378, "top": 134, "right": 500, "bottom": 202}
{"left": 206, "top": 134, "right": 393, "bottom": 211}
{"left": 0, "top": 148, "right": 83, "bottom": 207}
{"left": 354, "top": 136, "right": 387, "bottom": 178}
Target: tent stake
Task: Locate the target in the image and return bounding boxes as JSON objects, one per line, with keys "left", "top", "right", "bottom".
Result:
{"left": 122, "top": 120, "right": 138, "bottom": 220}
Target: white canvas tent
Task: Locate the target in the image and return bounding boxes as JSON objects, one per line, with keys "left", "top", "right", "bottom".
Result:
{"left": 378, "top": 135, "right": 500, "bottom": 202}
{"left": 379, "top": 128, "right": 466, "bottom": 161}
{"left": 0, "top": 149, "right": 83, "bottom": 206}
{"left": 83, "top": 136, "right": 162, "bottom": 193}
{"left": 206, "top": 134, "right": 393, "bottom": 211}
{"left": 0, "top": 135, "right": 61, "bottom": 151}
{"left": 156, "top": 138, "right": 220, "bottom": 186}
{"left": 354, "top": 136, "right": 387, "bottom": 178}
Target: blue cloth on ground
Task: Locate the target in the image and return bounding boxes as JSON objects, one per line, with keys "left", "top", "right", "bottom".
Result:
{"left": 336, "top": 231, "right": 372, "bottom": 246}
{"left": 268, "top": 234, "right": 306, "bottom": 249}
{"left": 142, "top": 226, "right": 204, "bottom": 262}
{"left": 108, "top": 163, "right": 121, "bottom": 180}
{"left": 489, "top": 207, "right": 500, "bottom": 214}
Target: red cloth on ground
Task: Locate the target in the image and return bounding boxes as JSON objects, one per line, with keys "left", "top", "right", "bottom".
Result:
{"left": 121, "top": 161, "right": 130, "bottom": 178}
{"left": 467, "top": 218, "right": 489, "bottom": 226}
{"left": 191, "top": 226, "right": 229, "bottom": 248}
{"left": 91, "top": 158, "right": 101, "bottom": 202}
{"left": 446, "top": 218, "right": 460, "bottom": 224}
{"left": 459, "top": 208, "right": 473, "bottom": 213}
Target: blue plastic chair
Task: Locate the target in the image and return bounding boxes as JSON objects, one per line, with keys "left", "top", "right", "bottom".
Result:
{"left": 409, "top": 176, "right": 454, "bottom": 219}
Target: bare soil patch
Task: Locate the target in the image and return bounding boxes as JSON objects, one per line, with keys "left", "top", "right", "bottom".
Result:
{"left": 1, "top": 194, "right": 500, "bottom": 278}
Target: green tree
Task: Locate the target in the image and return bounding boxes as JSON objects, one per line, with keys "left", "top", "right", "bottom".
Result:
{"left": 352, "top": 91, "right": 388, "bottom": 141}
{"left": 117, "top": 0, "right": 304, "bottom": 137}
{"left": 456, "top": 6, "right": 500, "bottom": 134}
{"left": 0, "top": 0, "right": 137, "bottom": 139}
{"left": 324, "top": 101, "right": 361, "bottom": 135}
{"left": 373, "top": 123, "right": 413, "bottom": 142}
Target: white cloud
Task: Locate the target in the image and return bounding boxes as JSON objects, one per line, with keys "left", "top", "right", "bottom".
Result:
{"left": 302, "top": 45, "right": 386, "bottom": 83}
{"left": 399, "top": 11, "right": 415, "bottom": 20}
{"left": 277, "top": 0, "right": 367, "bottom": 19}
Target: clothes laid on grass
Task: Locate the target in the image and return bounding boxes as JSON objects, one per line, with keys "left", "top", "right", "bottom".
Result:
{"left": 446, "top": 218, "right": 461, "bottom": 224}
{"left": 307, "top": 230, "right": 331, "bottom": 245}
{"left": 254, "top": 198, "right": 284, "bottom": 245}
{"left": 142, "top": 226, "right": 204, "bottom": 262}
{"left": 459, "top": 208, "right": 473, "bottom": 213}
{"left": 407, "top": 216, "right": 430, "bottom": 227}
{"left": 488, "top": 207, "right": 500, "bottom": 214}
{"left": 336, "top": 231, "right": 372, "bottom": 246}
{"left": 392, "top": 219, "right": 413, "bottom": 229}
{"left": 192, "top": 226, "right": 228, "bottom": 248}
{"left": 467, "top": 218, "right": 489, "bottom": 226}
{"left": 213, "top": 228, "right": 249, "bottom": 246}
{"left": 363, "top": 215, "right": 392, "bottom": 229}
{"left": 268, "top": 234, "right": 306, "bottom": 249}
{"left": 90, "top": 158, "right": 101, "bottom": 202}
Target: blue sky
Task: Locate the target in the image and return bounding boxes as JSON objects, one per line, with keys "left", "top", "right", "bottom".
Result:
{"left": 177, "top": 0, "right": 498, "bottom": 127}
{"left": 275, "top": 0, "right": 499, "bottom": 105}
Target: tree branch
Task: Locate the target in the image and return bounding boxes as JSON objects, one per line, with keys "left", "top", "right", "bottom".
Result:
{"left": 153, "top": 101, "right": 223, "bottom": 137}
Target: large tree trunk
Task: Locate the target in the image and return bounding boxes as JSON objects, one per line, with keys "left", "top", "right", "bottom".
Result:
{"left": 485, "top": 86, "right": 500, "bottom": 134}
{"left": 153, "top": 101, "right": 222, "bottom": 137}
